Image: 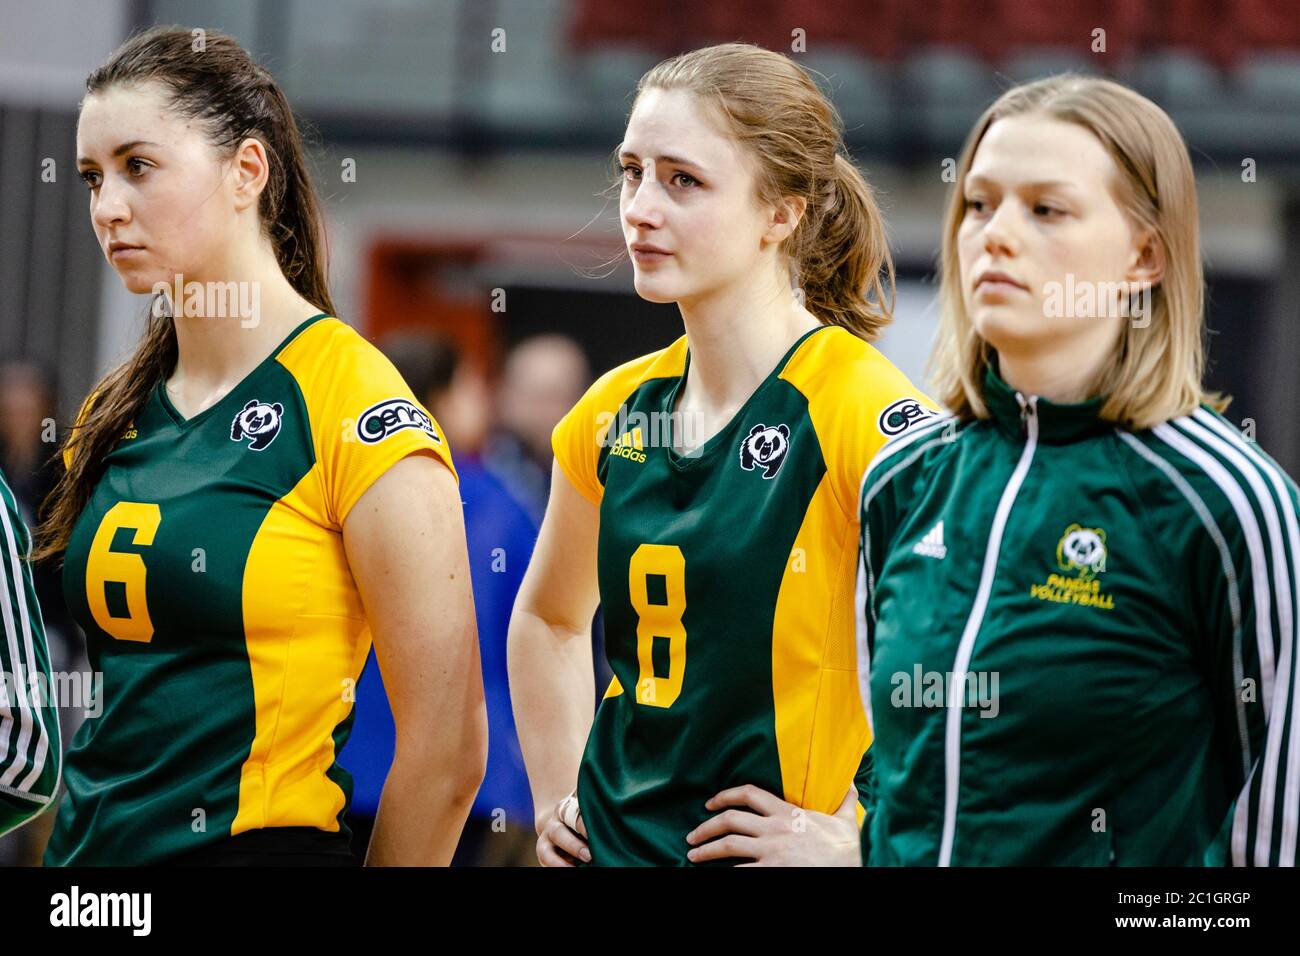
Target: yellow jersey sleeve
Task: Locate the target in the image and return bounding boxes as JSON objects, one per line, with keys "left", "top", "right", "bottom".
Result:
{"left": 551, "top": 381, "right": 616, "bottom": 507}
{"left": 780, "top": 326, "right": 940, "bottom": 518}
{"left": 551, "top": 337, "right": 689, "bottom": 507}
{"left": 276, "top": 318, "right": 456, "bottom": 528}
{"left": 63, "top": 391, "right": 102, "bottom": 471}
{"left": 63, "top": 399, "right": 88, "bottom": 471}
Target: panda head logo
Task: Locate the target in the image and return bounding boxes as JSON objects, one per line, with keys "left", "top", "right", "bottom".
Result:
{"left": 230, "top": 400, "right": 283, "bottom": 451}
{"left": 739, "top": 423, "right": 790, "bottom": 479}
{"left": 1057, "top": 524, "right": 1107, "bottom": 579}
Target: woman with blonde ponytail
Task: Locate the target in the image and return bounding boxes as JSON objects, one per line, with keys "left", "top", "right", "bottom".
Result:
{"left": 508, "top": 43, "right": 934, "bottom": 866}
{"left": 40, "top": 26, "right": 485, "bottom": 866}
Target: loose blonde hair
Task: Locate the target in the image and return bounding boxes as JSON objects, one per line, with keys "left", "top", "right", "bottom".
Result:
{"left": 932, "top": 74, "right": 1226, "bottom": 429}
{"left": 634, "top": 43, "right": 894, "bottom": 339}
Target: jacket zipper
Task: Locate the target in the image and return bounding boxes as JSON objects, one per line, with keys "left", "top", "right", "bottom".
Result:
{"left": 938, "top": 393, "right": 1039, "bottom": 866}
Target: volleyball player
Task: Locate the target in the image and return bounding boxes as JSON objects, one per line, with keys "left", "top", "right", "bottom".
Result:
{"left": 37, "top": 27, "right": 486, "bottom": 866}
{"left": 508, "top": 44, "right": 936, "bottom": 866}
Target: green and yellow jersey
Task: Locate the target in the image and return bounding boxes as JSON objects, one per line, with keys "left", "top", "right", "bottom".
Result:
{"left": 551, "top": 323, "right": 935, "bottom": 865}
{"left": 44, "top": 314, "right": 455, "bottom": 866}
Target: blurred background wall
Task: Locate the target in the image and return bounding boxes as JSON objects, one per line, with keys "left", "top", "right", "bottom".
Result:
{"left": 3, "top": 0, "right": 1298, "bottom": 460}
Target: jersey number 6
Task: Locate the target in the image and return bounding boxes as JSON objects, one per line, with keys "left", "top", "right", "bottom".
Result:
{"left": 628, "top": 543, "right": 686, "bottom": 708}
{"left": 86, "top": 501, "right": 161, "bottom": 643}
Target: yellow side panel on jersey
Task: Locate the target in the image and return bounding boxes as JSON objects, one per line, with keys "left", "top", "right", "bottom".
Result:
{"left": 233, "top": 317, "right": 455, "bottom": 834}
{"left": 770, "top": 476, "right": 868, "bottom": 813}
{"left": 235, "top": 481, "right": 366, "bottom": 833}
{"left": 771, "top": 327, "right": 936, "bottom": 813}
{"left": 551, "top": 337, "right": 688, "bottom": 506}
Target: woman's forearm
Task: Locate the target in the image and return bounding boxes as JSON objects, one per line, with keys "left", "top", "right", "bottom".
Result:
{"left": 508, "top": 606, "right": 597, "bottom": 828}
{"left": 365, "top": 744, "right": 484, "bottom": 866}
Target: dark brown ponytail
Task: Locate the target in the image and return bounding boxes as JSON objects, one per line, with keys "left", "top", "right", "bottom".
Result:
{"left": 36, "top": 25, "right": 334, "bottom": 560}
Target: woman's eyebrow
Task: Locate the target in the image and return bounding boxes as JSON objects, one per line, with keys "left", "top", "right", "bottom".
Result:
{"left": 966, "top": 172, "right": 1079, "bottom": 192}
{"left": 617, "top": 147, "right": 705, "bottom": 170}
{"left": 972, "top": 171, "right": 1081, "bottom": 188}
{"left": 77, "top": 139, "right": 161, "bottom": 166}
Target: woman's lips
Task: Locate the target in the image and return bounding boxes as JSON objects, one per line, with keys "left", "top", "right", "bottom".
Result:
{"left": 631, "top": 243, "right": 672, "bottom": 265}
{"left": 976, "top": 278, "right": 1027, "bottom": 295}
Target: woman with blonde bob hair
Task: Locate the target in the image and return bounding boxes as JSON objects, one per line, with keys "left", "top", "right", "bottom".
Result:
{"left": 694, "top": 74, "right": 1300, "bottom": 866}
{"left": 933, "top": 75, "right": 1216, "bottom": 428}
{"left": 861, "top": 74, "right": 1300, "bottom": 866}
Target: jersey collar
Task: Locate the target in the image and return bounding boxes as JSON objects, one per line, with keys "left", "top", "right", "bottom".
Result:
{"left": 982, "top": 359, "right": 1110, "bottom": 444}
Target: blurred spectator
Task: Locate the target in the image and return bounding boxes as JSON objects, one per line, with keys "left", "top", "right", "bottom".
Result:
{"left": 0, "top": 360, "right": 85, "bottom": 866}
{"left": 482, "top": 335, "right": 592, "bottom": 525}
{"left": 0, "top": 362, "right": 57, "bottom": 520}
{"left": 340, "top": 331, "right": 540, "bottom": 866}
{"left": 482, "top": 333, "right": 612, "bottom": 698}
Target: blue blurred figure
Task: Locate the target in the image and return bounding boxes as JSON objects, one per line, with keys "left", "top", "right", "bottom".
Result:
{"left": 341, "top": 332, "right": 538, "bottom": 865}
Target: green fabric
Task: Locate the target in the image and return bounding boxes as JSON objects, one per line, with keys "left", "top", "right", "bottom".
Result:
{"left": 579, "top": 329, "right": 826, "bottom": 866}
{"left": 859, "top": 363, "right": 1298, "bottom": 866}
{"left": 0, "top": 467, "right": 61, "bottom": 837}
{"left": 47, "top": 321, "right": 323, "bottom": 865}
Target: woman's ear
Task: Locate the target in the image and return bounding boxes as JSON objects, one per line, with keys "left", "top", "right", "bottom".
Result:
{"left": 1125, "top": 227, "right": 1166, "bottom": 293}
{"left": 764, "top": 195, "right": 808, "bottom": 246}
{"left": 230, "top": 136, "right": 270, "bottom": 212}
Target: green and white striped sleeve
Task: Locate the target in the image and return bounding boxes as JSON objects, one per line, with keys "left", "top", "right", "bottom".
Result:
{"left": 1154, "top": 409, "right": 1299, "bottom": 866}
{"left": 854, "top": 414, "right": 952, "bottom": 862}
{"left": 0, "top": 467, "right": 62, "bottom": 837}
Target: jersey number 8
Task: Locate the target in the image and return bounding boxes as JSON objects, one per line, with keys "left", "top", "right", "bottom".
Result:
{"left": 628, "top": 543, "right": 686, "bottom": 708}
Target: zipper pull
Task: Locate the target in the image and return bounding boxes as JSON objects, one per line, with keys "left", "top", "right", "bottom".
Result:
{"left": 1015, "top": 392, "right": 1039, "bottom": 438}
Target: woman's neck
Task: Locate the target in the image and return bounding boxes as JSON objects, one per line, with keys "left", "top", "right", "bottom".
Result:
{"left": 996, "top": 340, "right": 1111, "bottom": 405}
{"left": 168, "top": 246, "right": 321, "bottom": 392}
{"left": 676, "top": 271, "right": 821, "bottom": 413}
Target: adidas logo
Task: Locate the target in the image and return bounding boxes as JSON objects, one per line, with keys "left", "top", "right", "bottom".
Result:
{"left": 913, "top": 520, "right": 947, "bottom": 560}
{"left": 611, "top": 427, "right": 647, "bottom": 463}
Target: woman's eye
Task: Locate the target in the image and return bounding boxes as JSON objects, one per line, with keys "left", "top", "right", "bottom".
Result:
{"left": 964, "top": 197, "right": 986, "bottom": 213}
{"left": 672, "top": 172, "right": 698, "bottom": 188}
{"left": 79, "top": 170, "right": 100, "bottom": 190}
{"left": 620, "top": 164, "right": 641, "bottom": 181}
{"left": 1034, "top": 203, "right": 1063, "bottom": 217}
{"left": 126, "top": 157, "right": 149, "bottom": 176}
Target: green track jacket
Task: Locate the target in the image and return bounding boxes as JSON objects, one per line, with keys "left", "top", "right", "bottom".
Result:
{"left": 0, "top": 467, "right": 61, "bottom": 838}
{"left": 857, "top": 365, "right": 1299, "bottom": 866}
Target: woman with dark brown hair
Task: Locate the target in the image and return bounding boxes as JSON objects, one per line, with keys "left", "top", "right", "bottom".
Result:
{"left": 39, "top": 26, "right": 486, "bottom": 866}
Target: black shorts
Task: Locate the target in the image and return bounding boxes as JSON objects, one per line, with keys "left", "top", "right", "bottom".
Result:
{"left": 164, "top": 826, "right": 360, "bottom": 867}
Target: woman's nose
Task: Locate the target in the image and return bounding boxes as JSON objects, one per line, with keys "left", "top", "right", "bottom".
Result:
{"left": 93, "top": 178, "right": 131, "bottom": 229}
{"left": 623, "top": 177, "right": 665, "bottom": 230}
